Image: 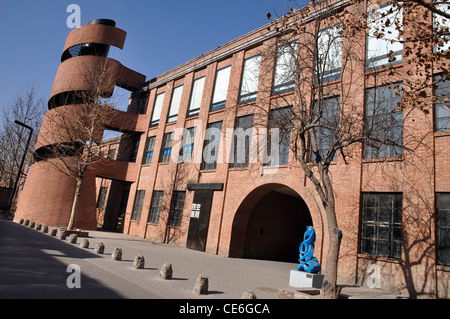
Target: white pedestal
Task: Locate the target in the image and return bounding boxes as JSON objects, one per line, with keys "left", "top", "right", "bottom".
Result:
{"left": 289, "top": 270, "right": 324, "bottom": 289}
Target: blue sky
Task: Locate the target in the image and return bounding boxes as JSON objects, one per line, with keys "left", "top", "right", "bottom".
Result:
{"left": 0, "top": 0, "right": 307, "bottom": 116}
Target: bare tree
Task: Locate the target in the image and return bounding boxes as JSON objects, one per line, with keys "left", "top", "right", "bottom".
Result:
{"left": 35, "top": 61, "right": 122, "bottom": 230}
{"left": 257, "top": 1, "right": 414, "bottom": 298}
{"left": 0, "top": 86, "right": 45, "bottom": 191}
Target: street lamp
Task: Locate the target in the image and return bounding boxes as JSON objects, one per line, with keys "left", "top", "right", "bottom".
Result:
{"left": 7, "top": 120, "right": 33, "bottom": 216}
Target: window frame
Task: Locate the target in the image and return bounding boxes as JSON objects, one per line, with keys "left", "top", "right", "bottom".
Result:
{"left": 131, "top": 190, "right": 146, "bottom": 221}
{"left": 160, "top": 132, "right": 174, "bottom": 163}
{"left": 360, "top": 192, "right": 403, "bottom": 259}
{"left": 187, "top": 76, "right": 205, "bottom": 118}
{"left": 437, "top": 192, "right": 450, "bottom": 266}
{"left": 169, "top": 191, "right": 186, "bottom": 227}
{"left": 201, "top": 121, "right": 223, "bottom": 170}
{"left": 239, "top": 54, "right": 261, "bottom": 104}
{"left": 148, "top": 190, "right": 164, "bottom": 224}
{"left": 143, "top": 136, "right": 156, "bottom": 165}
{"left": 210, "top": 65, "right": 231, "bottom": 112}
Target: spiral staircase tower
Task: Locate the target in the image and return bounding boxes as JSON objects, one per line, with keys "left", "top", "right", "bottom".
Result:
{"left": 14, "top": 19, "right": 146, "bottom": 229}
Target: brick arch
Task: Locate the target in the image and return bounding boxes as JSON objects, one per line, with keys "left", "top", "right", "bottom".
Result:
{"left": 228, "top": 182, "right": 324, "bottom": 263}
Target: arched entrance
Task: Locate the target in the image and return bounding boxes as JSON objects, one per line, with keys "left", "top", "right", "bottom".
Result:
{"left": 229, "top": 183, "right": 313, "bottom": 263}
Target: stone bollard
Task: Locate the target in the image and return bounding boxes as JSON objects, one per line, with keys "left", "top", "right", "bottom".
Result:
{"left": 95, "top": 242, "right": 105, "bottom": 254}
{"left": 19, "top": 219, "right": 24, "bottom": 225}
{"left": 42, "top": 225, "right": 48, "bottom": 233}
{"left": 24, "top": 220, "right": 30, "bottom": 226}
{"left": 112, "top": 248, "right": 122, "bottom": 261}
{"left": 242, "top": 290, "right": 257, "bottom": 299}
{"left": 160, "top": 263, "right": 173, "bottom": 280}
{"left": 29, "top": 222, "right": 35, "bottom": 229}
{"left": 36, "top": 224, "right": 42, "bottom": 231}
{"left": 80, "top": 239, "right": 89, "bottom": 248}
{"left": 59, "top": 230, "right": 67, "bottom": 240}
{"left": 133, "top": 255, "right": 145, "bottom": 269}
{"left": 68, "top": 234, "right": 78, "bottom": 244}
{"left": 193, "top": 275, "right": 209, "bottom": 295}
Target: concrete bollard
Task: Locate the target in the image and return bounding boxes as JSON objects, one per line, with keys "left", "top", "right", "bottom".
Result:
{"left": 59, "top": 230, "right": 67, "bottom": 240}
{"left": 80, "top": 239, "right": 89, "bottom": 248}
{"left": 133, "top": 255, "right": 145, "bottom": 269}
{"left": 112, "top": 248, "right": 122, "bottom": 261}
{"left": 160, "top": 263, "right": 173, "bottom": 280}
{"left": 242, "top": 290, "right": 257, "bottom": 299}
{"left": 49, "top": 228, "right": 57, "bottom": 236}
{"left": 95, "top": 242, "right": 105, "bottom": 254}
{"left": 68, "top": 234, "right": 78, "bottom": 244}
{"left": 193, "top": 275, "right": 209, "bottom": 295}
{"left": 42, "top": 225, "right": 48, "bottom": 233}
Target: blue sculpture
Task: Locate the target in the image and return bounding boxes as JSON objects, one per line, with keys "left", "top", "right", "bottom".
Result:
{"left": 296, "top": 226, "right": 321, "bottom": 274}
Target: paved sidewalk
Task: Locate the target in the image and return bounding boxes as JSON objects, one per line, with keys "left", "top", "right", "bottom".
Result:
{"left": 1, "top": 219, "right": 406, "bottom": 299}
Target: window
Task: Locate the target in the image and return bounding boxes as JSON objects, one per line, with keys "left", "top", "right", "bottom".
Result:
{"left": 136, "top": 94, "right": 148, "bottom": 114}
{"left": 239, "top": 55, "right": 261, "bottom": 103}
{"left": 266, "top": 107, "right": 292, "bottom": 166}
{"left": 131, "top": 190, "right": 146, "bottom": 221}
{"left": 437, "top": 193, "right": 450, "bottom": 266}
{"left": 97, "top": 187, "right": 108, "bottom": 209}
{"left": 143, "top": 136, "right": 156, "bottom": 165}
{"left": 433, "top": 3, "right": 450, "bottom": 52}
{"left": 148, "top": 191, "right": 164, "bottom": 224}
{"left": 150, "top": 92, "right": 165, "bottom": 127}
{"left": 317, "top": 26, "right": 343, "bottom": 83}
{"left": 211, "top": 66, "right": 231, "bottom": 112}
{"left": 366, "top": 3, "right": 403, "bottom": 69}
{"left": 129, "top": 137, "right": 140, "bottom": 163}
{"left": 230, "top": 114, "right": 254, "bottom": 168}
{"left": 169, "top": 191, "right": 186, "bottom": 227}
{"left": 202, "top": 121, "right": 223, "bottom": 170}
{"left": 160, "top": 132, "right": 174, "bottom": 163}
{"left": 167, "top": 85, "right": 183, "bottom": 123}
{"left": 273, "top": 40, "right": 298, "bottom": 95}
{"left": 188, "top": 77, "right": 205, "bottom": 117}
{"left": 360, "top": 192, "right": 403, "bottom": 259}
{"left": 435, "top": 74, "right": 450, "bottom": 132}
{"left": 312, "top": 96, "right": 340, "bottom": 162}
{"left": 364, "top": 83, "right": 403, "bottom": 159}
{"left": 180, "top": 127, "right": 196, "bottom": 162}
{"left": 107, "top": 148, "right": 116, "bottom": 159}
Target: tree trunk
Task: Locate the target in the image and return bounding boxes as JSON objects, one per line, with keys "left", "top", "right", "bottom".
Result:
{"left": 321, "top": 205, "right": 342, "bottom": 299}
{"left": 67, "top": 177, "right": 83, "bottom": 231}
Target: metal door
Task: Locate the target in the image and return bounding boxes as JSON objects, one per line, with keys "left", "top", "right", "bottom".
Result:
{"left": 186, "top": 189, "right": 214, "bottom": 251}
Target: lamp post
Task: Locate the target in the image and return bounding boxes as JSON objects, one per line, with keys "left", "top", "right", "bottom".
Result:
{"left": 7, "top": 120, "right": 33, "bottom": 216}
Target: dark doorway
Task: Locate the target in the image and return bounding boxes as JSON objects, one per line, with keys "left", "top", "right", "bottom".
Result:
{"left": 231, "top": 185, "right": 312, "bottom": 263}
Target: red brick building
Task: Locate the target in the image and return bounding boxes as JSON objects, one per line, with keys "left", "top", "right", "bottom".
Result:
{"left": 15, "top": 1, "right": 450, "bottom": 297}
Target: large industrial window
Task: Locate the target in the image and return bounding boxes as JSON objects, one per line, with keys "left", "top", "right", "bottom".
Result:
{"left": 273, "top": 40, "right": 298, "bottom": 95}
{"left": 435, "top": 74, "right": 450, "bottom": 132}
{"left": 364, "top": 83, "right": 403, "bottom": 159}
{"left": 167, "top": 85, "right": 183, "bottom": 123}
{"left": 160, "top": 132, "right": 174, "bottom": 163}
{"left": 317, "top": 26, "right": 343, "bottom": 83}
{"left": 97, "top": 187, "right": 108, "bottom": 209}
{"left": 131, "top": 190, "right": 146, "bottom": 221}
{"left": 265, "top": 107, "right": 292, "bottom": 166}
{"left": 360, "top": 192, "right": 402, "bottom": 259}
{"left": 143, "top": 136, "right": 156, "bottom": 165}
{"left": 230, "top": 114, "right": 254, "bottom": 168}
{"left": 148, "top": 190, "right": 164, "bottom": 224}
{"left": 211, "top": 66, "right": 231, "bottom": 112}
{"left": 366, "top": 3, "right": 403, "bottom": 69}
{"left": 169, "top": 191, "right": 186, "bottom": 227}
{"left": 150, "top": 92, "right": 165, "bottom": 127}
{"left": 239, "top": 54, "right": 261, "bottom": 103}
{"left": 188, "top": 76, "right": 205, "bottom": 117}
{"left": 437, "top": 193, "right": 450, "bottom": 266}
{"left": 180, "top": 127, "right": 196, "bottom": 162}
{"left": 129, "top": 137, "right": 140, "bottom": 163}
{"left": 311, "top": 96, "right": 340, "bottom": 162}
{"left": 433, "top": 3, "right": 450, "bottom": 52}
{"left": 202, "top": 121, "right": 223, "bottom": 170}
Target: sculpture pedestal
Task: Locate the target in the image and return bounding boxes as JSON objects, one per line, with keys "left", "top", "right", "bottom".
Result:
{"left": 289, "top": 270, "right": 324, "bottom": 289}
